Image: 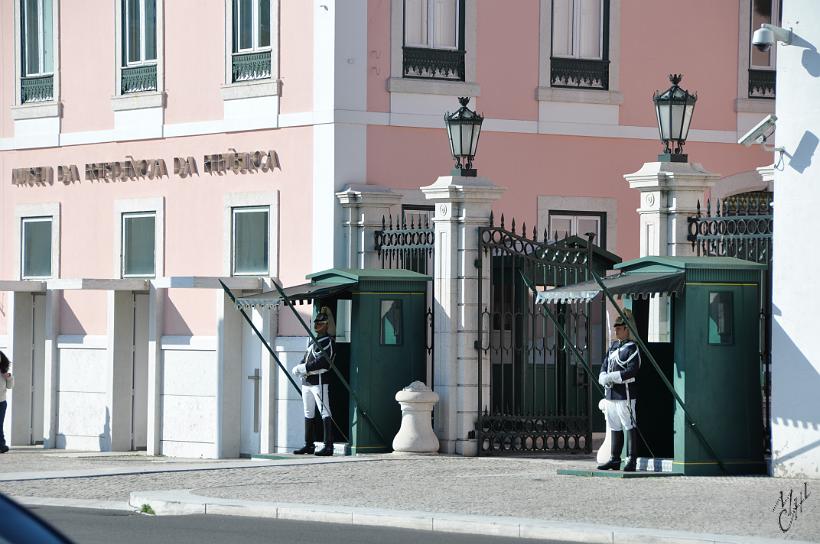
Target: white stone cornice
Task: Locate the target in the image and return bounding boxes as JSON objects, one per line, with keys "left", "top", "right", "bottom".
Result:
{"left": 624, "top": 162, "right": 720, "bottom": 193}
{"left": 335, "top": 184, "right": 403, "bottom": 208}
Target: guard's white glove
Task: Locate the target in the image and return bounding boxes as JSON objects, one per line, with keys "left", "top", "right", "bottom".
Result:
{"left": 292, "top": 363, "right": 307, "bottom": 377}
{"left": 598, "top": 373, "right": 609, "bottom": 387}
{"left": 603, "top": 371, "right": 622, "bottom": 386}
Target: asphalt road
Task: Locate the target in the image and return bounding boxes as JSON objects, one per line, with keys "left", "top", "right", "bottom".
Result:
{"left": 32, "top": 506, "right": 568, "bottom": 544}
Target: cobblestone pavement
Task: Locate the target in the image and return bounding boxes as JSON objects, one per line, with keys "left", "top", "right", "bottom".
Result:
{"left": 0, "top": 449, "right": 817, "bottom": 542}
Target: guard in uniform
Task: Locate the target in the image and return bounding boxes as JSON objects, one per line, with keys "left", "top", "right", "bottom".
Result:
{"left": 597, "top": 310, "right": 641, "bottom": 471}
{"left": 292, "top": 307, "right": 336, "bottom": 456}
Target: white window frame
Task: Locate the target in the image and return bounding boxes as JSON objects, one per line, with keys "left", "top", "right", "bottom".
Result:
{"left": 537, "top": 196, "right": 616, "bottom": 252}
{"left": 231, "top": 206, "right": 270, "bottom": 276}
{"left": 404, "top": 0, "right": 460, "bottom": 51}
{"left": 21, "top": 0, "right": 53, "bottom": 77}
{"left": 233, "top": 0, "right": 271, "bottom": 54}
{"left": 121, "top": 212, "right": 157, "bottom": 278}
{"left": 223, "top": 192, "right": 279, "bottom": 278}
{"left": 15, "top": 203, "right": 61, "bottom": 281}
{"left": 388, "top": 0, "right": 478, "bottom": 97}
{"left": 537, "top": 0, "right": 621, "bottom": 105}
{"left": 222, "top": 0, "right": 280, "bottom": 97}
{"left": 748, "top": 0, "right": 781, "bottom": 70}
{"left": 12, "top": 0, "right": 60, "bottom": 119}
{"left": 115, "top": 198, "right": 164, "bottom": 280}
{"left": 123, "top": 0, "right": 158, "bottom": 67}
{"left": 112, "top": 0, "right": 164, "bottom": 110}
{"left": 548, "top": 213, "right": 602, "bottom": 244}
{"left": 735, "top": 0, "right": 777, "bottom": 114}
{"left": 20, "top": 217, "right": 54, "bottom": 280}
{"left": 551, "top": 0, "right": 604, "bottom": 61}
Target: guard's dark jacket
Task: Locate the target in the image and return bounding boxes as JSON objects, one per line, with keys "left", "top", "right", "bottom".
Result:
{"left": 302, "top": 334, "right": 335, "bottom": 386}
{"left": 600, "top": 340, "right": 640, "bottom": 401}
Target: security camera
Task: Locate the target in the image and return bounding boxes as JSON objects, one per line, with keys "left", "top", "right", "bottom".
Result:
{"left": 738, "top": 114, "right": 777, "bottom": 147}
{"left": 752, "top": 24, "right": 793, "bottom": 53}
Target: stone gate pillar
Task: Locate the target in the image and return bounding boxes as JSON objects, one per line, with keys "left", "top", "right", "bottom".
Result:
{"left": 336, "top": 184, "right": 402, "bottom": 269}
{"left": 421, "top": 175, "right": 504, "bottom": 455}
{"left": 624, "top": 161, "right": 719, "bottom": 339}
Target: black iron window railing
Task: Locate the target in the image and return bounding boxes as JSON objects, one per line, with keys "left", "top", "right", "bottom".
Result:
{"left": 550, "top": 57, "right": 609, "bottom": 90}
{"left": 121, "top": 64, "right": 157, "bottom": 94}
{"left": 402, "top": 46, "right": 465, "bottom": 81}
{"left": 21, "top": 75, "right": 54, "bottom": 103}
{"left": 232, "top": 50, "right": 271, "bottom": 82}
{"left": 748, "top": 69, "right": 776, "bottom": 99}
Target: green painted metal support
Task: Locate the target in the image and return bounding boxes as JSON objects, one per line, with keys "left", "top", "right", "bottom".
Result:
{"left": 265, "top": 279, "right": 392, "bottom": 450}
{"left": 588, "top": 269, "right": 727, "bottom": 475}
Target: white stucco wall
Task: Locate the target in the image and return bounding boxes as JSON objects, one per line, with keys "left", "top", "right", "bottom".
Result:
{"left": 770, "top": 0, "right": 820, "bottom": 479}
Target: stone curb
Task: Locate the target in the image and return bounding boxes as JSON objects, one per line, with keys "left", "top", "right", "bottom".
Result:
{"left": 16, "top": 496, "right": 134, "bottom": 511}
{"left": 128, "top": 489, "right": 815, "bottom": 544}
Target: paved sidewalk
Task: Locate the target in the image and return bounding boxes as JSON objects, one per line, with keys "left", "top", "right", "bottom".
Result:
{"left": 0, "top": 448, "right": 817, "bottom": 543}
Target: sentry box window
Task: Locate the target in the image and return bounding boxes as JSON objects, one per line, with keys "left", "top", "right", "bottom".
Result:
{"left": 708, "top": 291, "right": 734, "bottom": 345}
{"left": 380, "top": 300, "right": 403, "bottom": 346}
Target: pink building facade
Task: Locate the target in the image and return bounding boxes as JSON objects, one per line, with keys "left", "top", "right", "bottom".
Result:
{"left": 0, "top": 0, "right": 774, "bottom": 458}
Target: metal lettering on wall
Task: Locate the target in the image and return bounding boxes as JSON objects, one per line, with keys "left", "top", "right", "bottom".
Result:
{"left": 203, "top": 150, "right": 281, "bottom": 175}
{"left": 9, "top": 149, "right": 280, "bottom": 187}
{"left": 11, "top": 167, "right": 54, "bottom": 186}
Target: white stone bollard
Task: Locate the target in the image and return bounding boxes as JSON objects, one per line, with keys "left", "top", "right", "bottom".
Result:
{"left": 392, "top": 381, "right": 440, "bottom": 454}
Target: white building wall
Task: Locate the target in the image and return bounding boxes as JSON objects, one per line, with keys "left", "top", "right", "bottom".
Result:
{"left": 770, "top": 0, "right": 820, "bottom": 479}
{"left": 55, "top": 336, "right": 109, "bottom": 450}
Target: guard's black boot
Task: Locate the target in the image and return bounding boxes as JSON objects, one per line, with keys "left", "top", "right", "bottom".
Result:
{"left": 623, "top": 428, "right": 638, "bottom": 472}
{"left": 293, "top": 418, "right": 315, "bottom": 455}
{"left": 597, "top": 430, "right": 623, "bottom": 470}
{"left": 314, "top": 417, "right": 334, "bottom": 456}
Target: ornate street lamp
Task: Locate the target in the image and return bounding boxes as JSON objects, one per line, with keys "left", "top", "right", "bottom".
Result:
{"left": 653, "top": 74, "right": 697, "bottom": 162}
{"left": 444, "top": 97, "right": 484, "bottom": 177}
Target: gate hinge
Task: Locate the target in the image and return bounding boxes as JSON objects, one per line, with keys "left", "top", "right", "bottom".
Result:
{"left": 474, "top": 258, "right": 480, "bottom": 269}
{"left": 474, "top": 340, "right": 480, "bottom": 350}
{"left": 467, "top": 430, "right": 476, "bottom": 439}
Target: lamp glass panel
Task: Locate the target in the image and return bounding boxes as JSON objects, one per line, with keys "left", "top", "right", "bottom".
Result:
{"left": 656, "top": 103, "right": 671, "bottom": 140}
{"left": 459, "top": 123, "right": 475, "bottom": 157}
{"left": 680, "top": 103, "right": 695, "bottom": 140}
{"left": 404, "top": 0, "right": 428, "bottom": 46}
{"left": 22, "top": 218, "right": 52, "bottom": 278}
{"left": 449, "top": 123, "right": 464, "bottom": 156}
{"left": 433, "top": 0, "right": 457, "bottom": 49}
{"left": 669, "top": 103, "right": 685, "bottom": 140}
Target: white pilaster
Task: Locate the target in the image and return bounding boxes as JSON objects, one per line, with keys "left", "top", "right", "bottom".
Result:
{"left": 146, "top": 285, "right": 164, "bottom": 455}
{"left": 625, "top": 161, "right": 719, "bottom": 341}
{"left": 421, "top": 175, "right": 504, "bottom": 456}
{"left": 42, "top": 290, "right": 60, "bottom": 448}
{"left": 6, "top": 293, "right": 33, "bottom": 446}
{"left": 336, "top": 184, "right": 403, "bottom": 269}
{"left": 108, "top": 291, "right": 134, "bottom": 451}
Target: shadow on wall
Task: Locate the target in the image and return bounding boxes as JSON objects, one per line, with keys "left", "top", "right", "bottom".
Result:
{"left": 794, "top": 33, "right": 820, "bottom": 77}
{"left": 788, "top": 131, "right": 818, "bottom": 174}
{"left": 770, "top": 310, "right": 820, "bottom": 469}
{"left": 164, "top": 297, "right": 192, "bottom": 336}
{"left": 98, "top": 408, "right": 111, "bottom": 452}
{"left": 59, "top": 294, "right": 86, "bottom": 335}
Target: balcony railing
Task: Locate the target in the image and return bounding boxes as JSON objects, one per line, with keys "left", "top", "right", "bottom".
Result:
{"left": 232, "top": 51, "right": 271, "bottom": 82}
{"left": 21, "top": 75, "right": 54, "bottom": 103}
{"left": 550, "top": 57, "right": 609, "bottom": 90}
{"left": 122, "top": 64, "right": 157, "bottom": 94}
{"left": 749, "top": 69, "right": 775, "bottom": 99}
{"left": 402, "top": 47, "right": 465, "bottom": 81}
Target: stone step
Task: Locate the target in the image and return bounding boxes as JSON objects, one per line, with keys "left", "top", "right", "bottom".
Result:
{"left": 634, "top": 457, "right": 673, "bottom": 473}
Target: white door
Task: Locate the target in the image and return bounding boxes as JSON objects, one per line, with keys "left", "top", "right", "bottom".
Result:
{"left": 30, "top": 294, "right": 46, "bottom": 444}
{"left": 131, "top": 293, "right": 149, "bottom": 450}
{"left": 240, "top": 312, "right": 262, "bottom": 456}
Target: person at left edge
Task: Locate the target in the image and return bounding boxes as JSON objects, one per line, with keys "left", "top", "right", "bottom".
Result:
{"left": 0, "top": 351, "right": 15, "bottom": 454}
{"left": 291, "top": 307, "right": 336, "bottom": 456}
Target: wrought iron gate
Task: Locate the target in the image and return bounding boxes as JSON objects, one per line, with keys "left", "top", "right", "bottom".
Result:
{"left": 374, "top": 214, "right": 435, "bottom": 384}
{"left": 687, "top": 192, "right": 773, "bottom": 453}
{"left": 476, "top": 215, "right": 618, "bottom": 456}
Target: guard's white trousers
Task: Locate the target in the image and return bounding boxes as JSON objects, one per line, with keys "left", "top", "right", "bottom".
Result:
{"left": 302, "top": 383, "right": 332, "bottom": 419}
{"left": 604, "top": 399, "right": 637, "bottom": 431}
